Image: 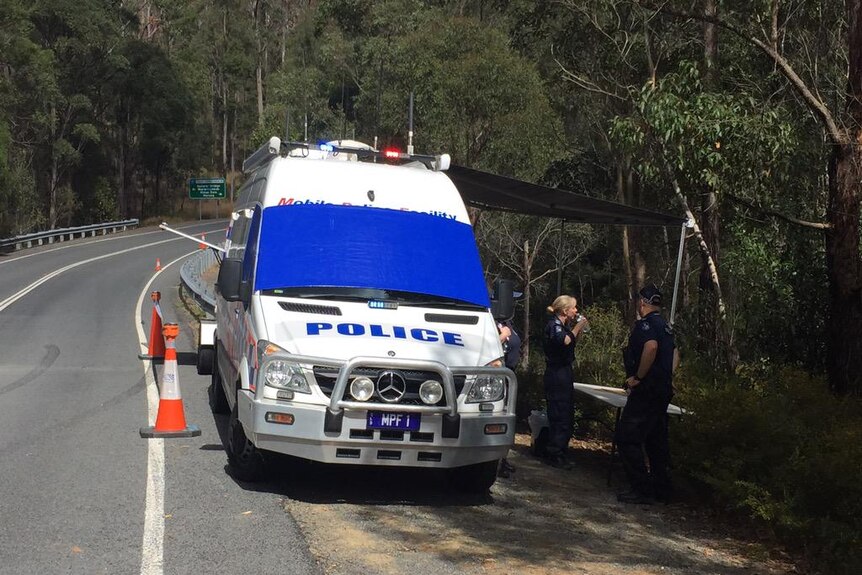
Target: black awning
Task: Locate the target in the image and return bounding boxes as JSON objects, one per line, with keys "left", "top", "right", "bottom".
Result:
{"left": 446, "top": 165, "right": 684, "bottom": 227}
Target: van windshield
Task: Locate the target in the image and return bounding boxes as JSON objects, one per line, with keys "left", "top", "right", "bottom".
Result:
{"left": 253, "top": 204, "right": 490, "bottom": 308}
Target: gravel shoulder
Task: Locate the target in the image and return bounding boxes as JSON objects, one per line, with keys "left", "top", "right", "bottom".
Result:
{"left": 281, "top": 435, "right": 800, "bottom": 575}
{"left": 176, "top": 273, "right": 799, "bottom": 575}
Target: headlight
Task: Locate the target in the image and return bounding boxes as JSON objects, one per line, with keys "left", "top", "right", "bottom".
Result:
{"left": 350, "top": 377, "right": 375, "bottom": 401}
{"left": 263, "top": 360, "right": 311, "bottom": 393}
{"left": 419, "top": 380, "right": 444, "bottom": 405}
{"left": 466, "top": 375, "right": 505, "bottom": 403}
{"left": 258, "top": 341, "right": 311, "bottom": 393}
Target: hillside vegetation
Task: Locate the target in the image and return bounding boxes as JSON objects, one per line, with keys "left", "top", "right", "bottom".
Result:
{"left": 2, "top": 1, "right": 861, "bottom": 570}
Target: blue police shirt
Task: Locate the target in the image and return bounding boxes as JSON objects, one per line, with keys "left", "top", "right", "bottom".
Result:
{"left": 543, "top": 317, "right": 575, "bottom": 367}
{"left": 500, "top": 320, "right": 522, "bottom": 370}
{"left": 625, "top": 311, "right": 675, "bottom": 389}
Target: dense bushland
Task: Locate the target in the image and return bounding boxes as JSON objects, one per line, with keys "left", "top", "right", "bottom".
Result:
{"left": 673, "top": 367, "right": 862, "bottom": 573}
{"left": 3, "top": 1, "right": 860, "bottom": 570}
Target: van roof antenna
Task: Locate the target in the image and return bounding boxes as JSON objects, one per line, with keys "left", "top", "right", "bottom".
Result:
{"left": 304, "top": 112, "right": 308, "bottom": 142}
{"left": 407, "top": 91, "right": 414, "bottom": 155}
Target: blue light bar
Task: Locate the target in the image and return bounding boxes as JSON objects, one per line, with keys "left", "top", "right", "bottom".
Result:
{"left": 319, "top": 143, "right": 335, "bottom": 152}
{"left": 368, "top": 300, "right": 398, "bottom": 310}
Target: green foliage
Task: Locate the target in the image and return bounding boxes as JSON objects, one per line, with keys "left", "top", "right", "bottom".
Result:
{"left": 305, "top": 1, "right": 562, "bottom": 179}
{"left": 611, "top": 61, "right": 797, "bottom": 198}
{"left": 674, "top": 367, "right": 862, "bottom": 572}
{"left": 575, "top": 303, "right": 628, "bottom": 388}
{"left": 722, "top": 218, "right": 828, "bottom": 370}
{"left": 87, "top": 177, "right": 117, "bottom": 222}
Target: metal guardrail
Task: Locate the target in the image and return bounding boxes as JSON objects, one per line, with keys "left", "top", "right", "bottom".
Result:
{"left": 180, "top": 248, "right": 218, "bottom": 315}
{"left": 0, "top": 219, "right": 140, "bottom": 251}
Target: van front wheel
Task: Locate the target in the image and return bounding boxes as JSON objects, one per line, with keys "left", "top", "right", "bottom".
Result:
{"left": 227, "top": 403, "right": 265, "bottom": 482}
{"left": 208, "top": 344, "right": 229, "bottom": 415}
{"left": 196, "top": 346, "right": 213, "bottom": 375}
{"left": 450, "top": 460, "right": 499, "bottom": 493}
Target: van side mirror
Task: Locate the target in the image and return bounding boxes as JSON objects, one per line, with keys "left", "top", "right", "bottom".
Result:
{"left": 217, "top": 258, "right": 244, "bottom": 302}
{"left": 490, "top": 278, "right": 515, "bottom": 322}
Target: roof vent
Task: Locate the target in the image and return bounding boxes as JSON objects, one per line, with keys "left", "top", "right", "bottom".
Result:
{"left": 278, "top": 301, "right": 342, "bottom": 316}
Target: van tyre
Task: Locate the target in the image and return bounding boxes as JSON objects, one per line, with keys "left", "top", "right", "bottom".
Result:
{"left": 197, "top": 346, "right": 214, "bottom": 375}
{"left": 450, "top": 460, "right": 499, "bottom": 493}
{"left": 208, "top": 345, "right": 229, "bottom": 414}
{"left": 227, "top": 403, "right": 265, "bottom": 482}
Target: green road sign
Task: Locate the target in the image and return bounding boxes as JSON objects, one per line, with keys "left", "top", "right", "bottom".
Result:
{"left": 189, "top": 177, "right": 226, "bottom": 199}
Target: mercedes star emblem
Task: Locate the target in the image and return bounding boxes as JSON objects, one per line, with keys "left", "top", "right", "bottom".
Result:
{"left": 376, "top": 370, "right": 406, "bottom": 403}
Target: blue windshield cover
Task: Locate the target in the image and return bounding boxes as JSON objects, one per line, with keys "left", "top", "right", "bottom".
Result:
{"left": 255, "top": 204, "right": 490, "bottom": 307}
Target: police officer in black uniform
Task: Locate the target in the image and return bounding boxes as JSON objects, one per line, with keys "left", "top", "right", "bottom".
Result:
{"left": 542, "top": 295, "right": 589, "bottom": 469}
{"left": 617, "top": 284, "right": 677, "bottom": 504}
{"left": 496, "top": 319, "right": 521, "bottom": 478}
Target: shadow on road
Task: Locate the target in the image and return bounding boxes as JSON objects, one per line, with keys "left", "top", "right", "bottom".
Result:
{"left": 207, "top": 408, "right": 492, "bottom": 507}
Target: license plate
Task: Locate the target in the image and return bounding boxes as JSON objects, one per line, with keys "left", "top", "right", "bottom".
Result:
{"left": 367, "top": 411, "right": 421, "bottom": 431}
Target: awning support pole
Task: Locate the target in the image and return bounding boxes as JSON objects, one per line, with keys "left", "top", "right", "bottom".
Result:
{"left": 556, "top": 219, "right": 565, "bottom": 295}
{"left": 669, "top": 221, "right": 689, "bottom": 326}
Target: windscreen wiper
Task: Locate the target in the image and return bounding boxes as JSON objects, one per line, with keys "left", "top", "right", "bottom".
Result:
{"left": 278, "top": 293, "right": 373, "bottom": 303}
{"left": 397, "top": 300, "right": 484, "bottom": 311}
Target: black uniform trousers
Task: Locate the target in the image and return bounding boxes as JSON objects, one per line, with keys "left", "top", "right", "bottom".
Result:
{"left": 615, "top": 390, "right": 672, "bottom": 498}
{"left": 543, "top": 363, "right": 575, "bottom": 458}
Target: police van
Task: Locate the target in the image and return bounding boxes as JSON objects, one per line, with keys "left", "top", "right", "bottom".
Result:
{"left": 197, "top": 137, "right": 517, "bottom": 492}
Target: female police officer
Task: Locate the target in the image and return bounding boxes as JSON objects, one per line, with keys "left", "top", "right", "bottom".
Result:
{"left": 542, "top": 295, "right": 588, "bottom": 469}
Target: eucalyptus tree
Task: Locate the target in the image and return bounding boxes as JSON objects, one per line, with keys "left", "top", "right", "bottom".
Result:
{"left": 263, "top": 1, "right": 564, "bottom": 345}
{"left": 504, "top": 0, "right": 696, "bottom": 324}
{"left": 12, "top": 0, "right": 136, "bottom": 228}
{"left": 477, "top": 214, "right": 596, "bottom": 360}
{"left": 0, "top": 0, "right": 42, "bottom": 235}
{"left": 634, "top": 0, "right": 862, "bottom": 394}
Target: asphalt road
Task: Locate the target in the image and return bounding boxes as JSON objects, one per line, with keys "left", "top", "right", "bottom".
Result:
{"left": 0, "top": 223, "right": 320, "bottom": 575}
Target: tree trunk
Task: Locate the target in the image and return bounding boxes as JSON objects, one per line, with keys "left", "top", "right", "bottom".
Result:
{"left": 826, "top": 144, "right": 862, "bottom": 395}
{"left": 222, "top": 81, "right": 228, "bottom": 177}
{"left": 618, "top": 164, "right": 635, "bottom": 322}
{"left": 698, "top": 0, "right": 722, "bottom": 359}
{"left": 153, "top": 157, "right": 161, "bottom": 212}
{"left": 49, "top": 153, "right": 59, "bottom": 229}
{"left": 254, "top": 0, "right": 264, "bottom": 124}
{"left": 825, "top": 0, "right": 862, "bottom": 395}
{"left": 118, "top": 114, "right": 127, "bottom": 218}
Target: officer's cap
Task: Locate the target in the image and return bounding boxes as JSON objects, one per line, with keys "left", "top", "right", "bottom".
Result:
{"left": 639, "top": 284, "right": 662, "bottom": 306}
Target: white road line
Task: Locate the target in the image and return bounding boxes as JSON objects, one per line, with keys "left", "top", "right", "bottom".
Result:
{"left": 1, "top": 230, "right": 207, "bottom": 574}
{"left": 136, "top": 252, "right": 195, "bottom": 575}
{"left": 0, "top": 237, "right": 180, "bottom": 312}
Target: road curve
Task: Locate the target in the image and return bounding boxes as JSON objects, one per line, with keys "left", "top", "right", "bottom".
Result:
{"left": 0, "top": 223, "right": 319, "bottom": 575}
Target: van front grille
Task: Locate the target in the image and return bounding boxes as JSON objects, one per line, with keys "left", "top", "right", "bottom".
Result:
{"left": 312, "top": 366, "right": 466, "bottom": 405}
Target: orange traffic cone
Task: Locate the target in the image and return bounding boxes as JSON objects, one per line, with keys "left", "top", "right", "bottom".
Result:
{"left": 140, "top": 323, "right": 201, "bottom": 438}
{"left": 199, "top": 234, "right": 206, "bottom": 250}
{"left": 138, "top": 291, "right": 166, "bottom": 359}
{"left": 155, "top": 258, "right": 161, "bottom": 271}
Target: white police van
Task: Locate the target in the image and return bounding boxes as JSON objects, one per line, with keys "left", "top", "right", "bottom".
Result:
{"left": 198, "top": 137, "right": 516, "bottom": 492}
